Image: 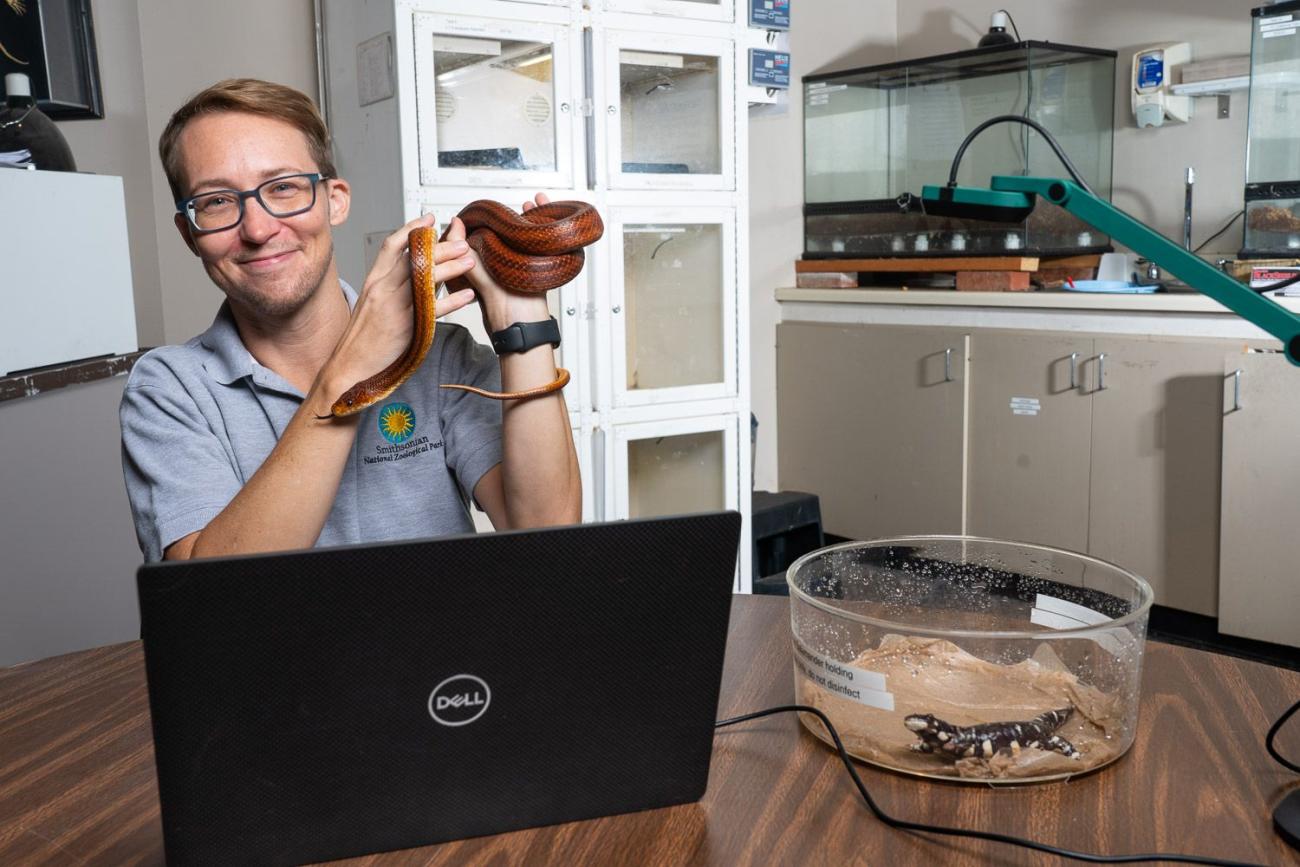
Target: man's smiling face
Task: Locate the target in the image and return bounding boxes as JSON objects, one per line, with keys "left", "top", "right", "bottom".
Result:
{"left": 173, "top": 111, "right": 350, "bottom": 320}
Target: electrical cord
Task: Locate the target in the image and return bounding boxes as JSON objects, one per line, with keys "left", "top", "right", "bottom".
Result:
{"left": 945, "top": 114, "right": 1097, "bottom": 196}
{"left": 1267, "top": 696, "right": 1300, "bottom": 774}
{"left": 716, "top": 701, "right": 1298, "bottom": 866}
{"left": 1193, "top": 210, "right": 1244, "bottom": 254}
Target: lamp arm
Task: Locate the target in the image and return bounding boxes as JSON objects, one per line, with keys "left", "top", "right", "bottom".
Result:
{"left": 992, "top": 175, "right": 1300, "bottom": 365}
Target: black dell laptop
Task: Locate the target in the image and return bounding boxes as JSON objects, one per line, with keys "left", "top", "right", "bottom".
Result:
{"left": 137, "top": 511, "right": 741, "bottom": 867}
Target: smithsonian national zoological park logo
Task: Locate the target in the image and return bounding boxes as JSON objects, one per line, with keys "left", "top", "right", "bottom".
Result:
{"left": 365, "top": 402, "right": 443, "bottom": 465}
{"left": 378, "top": 402, "right": 416, "bottom": 443}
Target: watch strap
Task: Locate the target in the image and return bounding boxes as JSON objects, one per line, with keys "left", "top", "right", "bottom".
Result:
{"left": 489, "top": 316, "right": 561, "bottom": 355}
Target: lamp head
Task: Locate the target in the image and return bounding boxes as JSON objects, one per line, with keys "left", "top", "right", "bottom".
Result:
{"left": 920, "top": 184, "right": 1037, "bottom": 223}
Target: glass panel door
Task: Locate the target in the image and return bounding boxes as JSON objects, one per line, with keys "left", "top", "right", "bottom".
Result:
{"left": 413, "top": 14, "right": 580, "bottom": 189}
{"left": 602, "top": 31, "right": 735, "bottom": 190}
{"left": 610, "top": 415, "right": 738, "bottom": 519}
{"left": 607, "top": 207, "right": 735, "bottom": 407}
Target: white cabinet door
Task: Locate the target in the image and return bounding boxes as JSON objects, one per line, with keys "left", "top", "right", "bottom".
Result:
{"left": 410, "top": 198, "right": 594, "bottom": 423}
{"left": 602, "top": 206, "right": 736, "bottom": 408}
{"left": 598, "top": 30, "right": 736, "bottom": 191}
{"left": 412, "top": 13, "right": 583, "bottom": 190}
{"left": 599, "top": 0, "right": 734, "bottom": 23}
{"left": 607, "top": 414, "right": 739, "bottom": 520}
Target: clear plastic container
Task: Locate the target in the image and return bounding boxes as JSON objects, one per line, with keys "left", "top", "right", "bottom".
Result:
{"left": 787, "top": 536, "right": 1152, "bottom": 784}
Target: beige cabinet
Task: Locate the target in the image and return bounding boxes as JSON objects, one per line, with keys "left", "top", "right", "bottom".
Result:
{"left": 776, "top": 322, "right": 964, "bottom": 540}
{"left": 1088, "top": 338, "right": 1230, "bottom": 618}
{"left": 966, "top": 330, "right": 1093, "bottom": 553}
{"left": 1219, "top": 351, "right": 1300, "bottom": 647}
{"left": 778, "top": 322, "right": 1242, "bottom": 621}
{"left": 967, "top": 331, "right": 1233, "bottom": 616}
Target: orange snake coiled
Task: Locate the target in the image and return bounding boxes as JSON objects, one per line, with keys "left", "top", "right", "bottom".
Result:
{"left": 324, "top": 200, "right": 603, "bottom": 418}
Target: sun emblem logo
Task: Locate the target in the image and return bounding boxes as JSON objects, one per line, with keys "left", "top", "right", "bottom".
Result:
{"left": 378, "top": 402, "right": 416, "bottom": 444}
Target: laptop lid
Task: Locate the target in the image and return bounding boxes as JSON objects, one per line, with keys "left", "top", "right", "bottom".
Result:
{"left": 137, "top": 511, "right": 741, "bottom": 867}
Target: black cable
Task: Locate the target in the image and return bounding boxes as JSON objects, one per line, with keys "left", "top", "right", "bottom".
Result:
{"left": 1263, "top": 272, "right": 1300, "bottom": 294}
{"left": 716, "top": 704, "right": 1264, "bottom": 866}
{"left": 946, "top": 114, "right": 1096, "bottom": 196}
{"left": 1267, "top": 697, "right": 1300, "bottom": 773}
{"left": 997, "top": 8, "right": 1023, "bottom": 41}
{"left": 1193, "top": 210, "right": 1244, "bottom": 254}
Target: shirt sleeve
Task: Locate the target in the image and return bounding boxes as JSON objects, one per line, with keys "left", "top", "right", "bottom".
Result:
{"left": 119, "top": 356, "right": 243, "bottom": 562}
{"left": 436, "top": 324, "right": 504, "bottom": 507}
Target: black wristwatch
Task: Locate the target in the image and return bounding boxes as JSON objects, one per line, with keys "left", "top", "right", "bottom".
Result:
{"left": 489, "top": 317, "right": 561, "bottom": 355}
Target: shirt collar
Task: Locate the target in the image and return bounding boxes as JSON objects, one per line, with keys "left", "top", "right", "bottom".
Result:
{"left": 199, "top": 278, "right": 357, "bottom": 386}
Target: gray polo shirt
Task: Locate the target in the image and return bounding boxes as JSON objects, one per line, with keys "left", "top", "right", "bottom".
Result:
{"left": 120, "top": 281, "right": 503, "bottom": 562}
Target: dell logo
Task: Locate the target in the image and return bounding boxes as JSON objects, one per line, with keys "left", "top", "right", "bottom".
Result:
{"left": 428, "top": 674, "right": 491, "bottom": 727}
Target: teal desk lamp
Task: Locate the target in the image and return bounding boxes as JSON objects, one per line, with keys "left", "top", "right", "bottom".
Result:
{"left": 920, "top": 115, "right": 1300, "bottom": 366}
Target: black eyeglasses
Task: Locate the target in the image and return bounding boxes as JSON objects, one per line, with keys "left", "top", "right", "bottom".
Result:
{"left": 177, "top": 173, "right": 328, "bottom": 233}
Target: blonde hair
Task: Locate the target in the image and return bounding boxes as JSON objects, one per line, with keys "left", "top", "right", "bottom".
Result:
{"left": 159, "top": 78, "right": 336, "bottom": 202}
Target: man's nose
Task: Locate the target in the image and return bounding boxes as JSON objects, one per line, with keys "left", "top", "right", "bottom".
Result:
{"left": 239, "top": 197, "right": 280, "bottom": 243}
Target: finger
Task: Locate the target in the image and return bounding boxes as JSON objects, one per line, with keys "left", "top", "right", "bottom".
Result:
{"left": 444, "top": 215, "right": 467, "bottom": 243}
{"left": 535, "top": 192, "right": 551, "bottom": 206}
{"left": 434, "top": 287, "right": 477, "bottom": 318}
{"left": 371, "top": 213, "right": 436, "bottom": 278}
{"left": 434, "top": 254, "right": 475, "bottom": 287}
{"left": 521, "top": 200, "right": 533, "bottom": 213}
{"left": 368, "top": 249, "right": 411, "bottom": 297}
{"left": 433, "top": 238, "right": 470, "bottom": 262}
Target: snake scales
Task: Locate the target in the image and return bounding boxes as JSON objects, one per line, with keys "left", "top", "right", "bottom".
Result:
{"left": 324, "top": 200, "right": 603, "bottom": 418}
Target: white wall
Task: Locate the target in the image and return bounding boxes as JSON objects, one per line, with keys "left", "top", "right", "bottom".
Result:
{"left": 59, "top": 0, "right": 164, "bottom": 348}
{"left": 748, "top": 2, "right": 898, "bottom": 491}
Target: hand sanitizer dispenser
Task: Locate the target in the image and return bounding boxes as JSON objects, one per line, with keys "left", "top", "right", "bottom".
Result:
{"left": 1132, "top": 43, "right": 1192, "bottom": 128}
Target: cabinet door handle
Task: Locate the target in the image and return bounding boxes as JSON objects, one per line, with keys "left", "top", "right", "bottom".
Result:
{"left": 944, "top": 347, "right": 954, "bottom": 382}
{"left": 1096, "top": 353, "right": 1107, "bottom": 391}
{"left": 607, "top": 105, "right": 617, "bottom": 115}
{"left": 1232, "top": 368, "right": 1243, "bottom": 412}
{"left": 559, "top": 101, "right": 571, "bottom": 113}
{"left": 612, "top": 305, "right": 622, "bottom": 314}
{"left": 566, "top": 306, "right": 576, "bottom": 316}
{"left": 1069, "top": 352, "right": 1079, "bottom": 389}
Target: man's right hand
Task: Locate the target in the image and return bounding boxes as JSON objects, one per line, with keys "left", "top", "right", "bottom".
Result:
{"left": 319, "top": 213, "right": 477, "bottom": 404}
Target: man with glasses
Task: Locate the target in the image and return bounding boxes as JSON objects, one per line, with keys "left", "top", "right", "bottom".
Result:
{"left": 119, "top": 78, "right": 581, "bottom": 562}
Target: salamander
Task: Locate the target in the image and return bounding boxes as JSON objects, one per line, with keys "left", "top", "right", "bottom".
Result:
{"left": 904, "top": 706, "right": 1080, "bottom": 760}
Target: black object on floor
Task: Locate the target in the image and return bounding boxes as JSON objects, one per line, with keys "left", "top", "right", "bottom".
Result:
{"left": 1147, "top": 604, "right": 1300, "bottom": 673}
{"left": 1276, "top": 789, "right": 1300, "bottom": 852}
{"left": 751, "top": 490, "right": 824, "bottom": 595}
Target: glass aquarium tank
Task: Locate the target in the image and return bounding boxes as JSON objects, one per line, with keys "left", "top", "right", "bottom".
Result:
{"left": 803, "top": 42, "right": 1116, "bottom": 259}
{"left": 1243, "top": 1, "right": 1300, "bottom": 258}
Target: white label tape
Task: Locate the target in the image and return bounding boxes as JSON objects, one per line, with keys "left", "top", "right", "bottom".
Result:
{"left": 1031, "top": 593, "right": 1133, "bottom": 656}
{"left": 1011, "top": 396, "right": 1041, "bottom": 416}
{"left": 792, "top": 636, "right": 894, "bottom": 710}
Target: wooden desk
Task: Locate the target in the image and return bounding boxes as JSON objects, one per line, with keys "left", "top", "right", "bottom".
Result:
{"left": 1, "top": 596, "right": 1298, "bottom": 866}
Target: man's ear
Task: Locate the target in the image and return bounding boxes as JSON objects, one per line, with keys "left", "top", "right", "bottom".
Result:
{"left": 174, "top": 213, "right": 200, "bottom": 256}
{"left": 326, "top": 177, "right": 351, "bottom": 227}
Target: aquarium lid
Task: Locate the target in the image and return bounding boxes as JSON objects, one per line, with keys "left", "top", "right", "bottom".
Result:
{"left": 803, "top": 40, "right": 1117, "bottom": 86}
{"left": 1254, "top": 0, "right": 1300, "bottom": 18}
